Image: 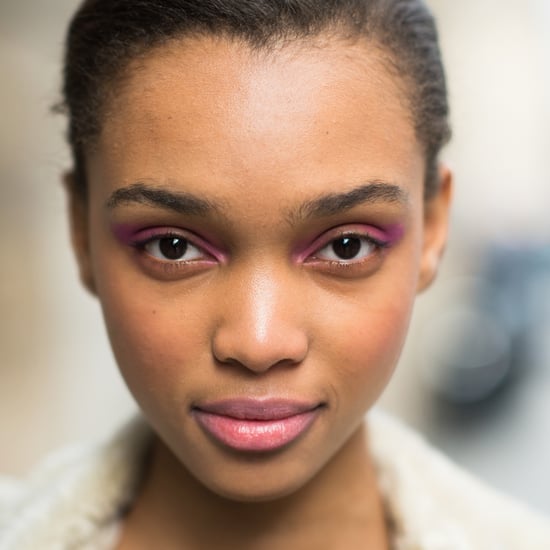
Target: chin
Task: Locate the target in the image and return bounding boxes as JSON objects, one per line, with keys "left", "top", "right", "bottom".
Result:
{"left": 182, "top": 446, "right": 327, "bottom": 504}
{"left": 202, "top": 470, "right": 312, "bottom": 503}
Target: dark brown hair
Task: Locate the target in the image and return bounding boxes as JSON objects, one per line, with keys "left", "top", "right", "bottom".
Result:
{"left": 58, "top": 0, "right": 451, "bottom": 198}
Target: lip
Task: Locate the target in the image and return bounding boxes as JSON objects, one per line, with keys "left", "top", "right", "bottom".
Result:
{"left": 192, "top": 399, "right": 323, "bottom": 452}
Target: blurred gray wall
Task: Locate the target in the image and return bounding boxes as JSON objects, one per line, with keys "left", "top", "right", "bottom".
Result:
{"left": 0, "top": 0, "right": 136, "bottom": 475}
{"left": 1, "top": 0, "right": 549, "bottom": 514}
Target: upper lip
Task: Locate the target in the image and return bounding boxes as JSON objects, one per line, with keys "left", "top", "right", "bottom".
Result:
{"left": 193, "top": 398, "right": 323, "bottom": 420}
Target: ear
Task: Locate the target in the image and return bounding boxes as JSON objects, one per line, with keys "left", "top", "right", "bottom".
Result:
{"left": 63, "top": 172, "right": 97, "bottom": 295}
{"left": 417, "top": 164, "right": 453, "bottom": 293}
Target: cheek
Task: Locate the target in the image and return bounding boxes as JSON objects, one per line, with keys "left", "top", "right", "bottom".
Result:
{"left": 97, "top": 278, "right": 207, "bottom": 409}
{"left": 331, "top": 297, "right": 413, "bottom": 385}
{"left": 90, "top": 233, "right": 206, "bottom": 395}
{"left": 319, "top": 266, "right": 419, "bottom": 408}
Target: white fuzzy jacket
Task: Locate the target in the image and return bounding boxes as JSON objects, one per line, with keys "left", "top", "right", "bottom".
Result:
{"left": 1, "top": 412, "right": 549, "bottom": 549}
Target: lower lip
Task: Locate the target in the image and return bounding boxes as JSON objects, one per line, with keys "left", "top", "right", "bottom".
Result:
{"left": 193, "top": 409, "right": 321, "bottom": 452}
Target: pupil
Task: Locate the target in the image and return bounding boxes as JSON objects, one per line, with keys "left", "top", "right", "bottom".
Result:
{"left": 332, "top": 237, "right": 361, "bottom": 260}
{"left": 159, "top": 238, "right": 187, "bottom": 260}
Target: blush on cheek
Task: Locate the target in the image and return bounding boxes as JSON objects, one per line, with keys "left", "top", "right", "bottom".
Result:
{"left": 101, "top": 298, "right": 169, "bottom": 375}
{"left": 329, "top": 294, "right": 413, "bottom": 389}
{"left": 106, "top": 320, "right": 181, "bottom": 418}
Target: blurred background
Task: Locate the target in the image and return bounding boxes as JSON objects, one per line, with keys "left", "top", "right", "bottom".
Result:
{"left": 1, "top": 0, "right": 549, "bottom": 514}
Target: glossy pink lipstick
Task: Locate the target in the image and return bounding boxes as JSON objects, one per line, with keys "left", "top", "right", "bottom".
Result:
{"left": 193, "top": 399, "right": 323, "bottom": 452}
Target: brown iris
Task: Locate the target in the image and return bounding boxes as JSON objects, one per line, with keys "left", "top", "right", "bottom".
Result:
{"left": 331, "top": 237, "right": 362, "bottom": 260}
{"left": 159, "top": 237, "right": 188, "bottom": 260}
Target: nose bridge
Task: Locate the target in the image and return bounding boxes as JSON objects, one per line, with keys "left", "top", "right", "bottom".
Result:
{"left": 246, "top": 266, "right": 279, "bottom": 346}
{"left": 212, "top": 262, "right": 308, "bottom": 372}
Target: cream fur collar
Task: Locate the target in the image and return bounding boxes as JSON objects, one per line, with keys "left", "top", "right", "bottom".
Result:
{"left": 1, "top": 412, "right": 549, "bottom": 549}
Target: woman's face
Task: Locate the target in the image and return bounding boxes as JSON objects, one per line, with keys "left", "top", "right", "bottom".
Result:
{"left": 71, "top": 36, "right": 450, "bottom": 501}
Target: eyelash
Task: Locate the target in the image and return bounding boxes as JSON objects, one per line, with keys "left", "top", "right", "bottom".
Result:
{"left": 130, "top": 230, "right": 219, "bottom": 277}
{"left": 130, "top": 227, "right": 391, "bottom": 279}
{"left": 137, "top": 232, "right": 206, "bottom": 260}
{"left": 302, "top": 230, "right": 389, "bottom": 276}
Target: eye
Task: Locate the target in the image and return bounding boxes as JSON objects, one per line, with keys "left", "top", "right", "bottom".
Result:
{"left": 314, "top": 235, "right": 378, "bottom": 263}
{"left": 143, "top": 235, "right": 204, "bottom": 262}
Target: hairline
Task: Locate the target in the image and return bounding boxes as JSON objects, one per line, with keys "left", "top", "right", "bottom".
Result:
{"left": 81, "top": 28, "right": 413, "bottom": 156}
{"left": 65, "top": 9, "right": 444, "bottom": 201}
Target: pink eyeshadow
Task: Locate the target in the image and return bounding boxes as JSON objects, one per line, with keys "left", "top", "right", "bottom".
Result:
{"left": 293, "top": 222, "right": 405, "bottom": 262}
{"left": 373, "top": 223, "right": 405, "bottom": 245}
{"left": 110, "top": 222, "right": 227, "bottom": 262}
{"left": 111, "top": 223, "right": 143, "bottom": 245}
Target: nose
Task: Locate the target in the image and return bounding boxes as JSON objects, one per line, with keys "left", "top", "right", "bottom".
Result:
{"left": 211, "top": 266, "right": 309, "bottom": 374}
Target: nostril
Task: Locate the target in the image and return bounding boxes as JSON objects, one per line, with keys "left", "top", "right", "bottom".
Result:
{"left": 211, "top": 326, "right": 309, "bottom": 374}
{"left": 211, "top": 271, "right": 309, "bottom": 373}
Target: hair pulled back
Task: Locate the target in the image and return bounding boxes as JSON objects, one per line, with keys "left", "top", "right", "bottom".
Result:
{"left": 59, "top": 0, "right": 450, "bottom": 198}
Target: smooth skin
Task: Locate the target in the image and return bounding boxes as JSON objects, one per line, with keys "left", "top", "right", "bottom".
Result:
{"left": 67, "top": 35, "right": 451, "bottom": 549}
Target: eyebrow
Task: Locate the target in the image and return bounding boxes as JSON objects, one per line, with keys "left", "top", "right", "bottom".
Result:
{"left": 294, "top": 181, "right": 409, "bottom": 220}
{"left": 106, "top": 180, "right": 408, "bottom": 219}
{"left": 106, "top": 182, "right": 216, "bottom": 215}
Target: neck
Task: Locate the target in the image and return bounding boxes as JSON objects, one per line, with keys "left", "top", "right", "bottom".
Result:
{"left": 117, "top": 421, "right": 390, "bottom": 550}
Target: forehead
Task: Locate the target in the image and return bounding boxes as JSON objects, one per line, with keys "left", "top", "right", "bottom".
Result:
{"left": 89, "top": 35, "right": 423, "bottom": 208}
